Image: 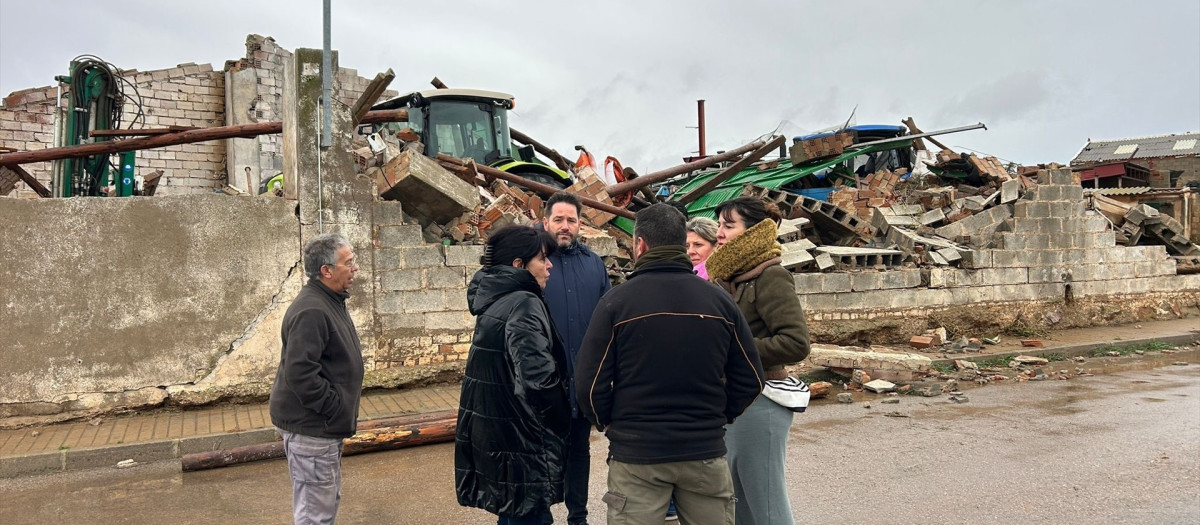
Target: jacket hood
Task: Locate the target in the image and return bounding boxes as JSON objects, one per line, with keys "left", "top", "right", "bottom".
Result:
{"left": 468, "top": 265, "right": 543, "bottom": 315}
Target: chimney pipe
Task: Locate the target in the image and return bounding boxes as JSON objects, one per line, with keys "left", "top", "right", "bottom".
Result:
{"left": 697, "top": 99, "right": 706, "bottom": 157}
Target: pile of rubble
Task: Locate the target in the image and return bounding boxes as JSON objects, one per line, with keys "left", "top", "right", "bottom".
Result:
{"left": 1092, "top": 193, "right": 1198, "bottom": 256}
{"left": 353, "top": 133, "right": 635, "bottom": 263}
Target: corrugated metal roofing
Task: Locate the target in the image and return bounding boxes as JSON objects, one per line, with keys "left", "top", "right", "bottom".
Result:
{"left": 1084, "top": 186, "right": 1151, "bottom": 196}
{"left": 1071, "top": 132, "right": 1200, "bottom": 165}
{"left": 673, "top": 141, "right": 907, "bottom": 219}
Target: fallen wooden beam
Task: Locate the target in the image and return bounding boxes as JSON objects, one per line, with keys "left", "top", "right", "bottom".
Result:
{"left": 676, "top": 135, "right": 787, "bottom": 205}
{"left": 437, "top": 154, "right": 636, "bottom": 220}
{"left": 0, "top": 164, "right": 51, "bottom": 197}
{"left": 0, "top": 109, "right": 408, "bottom": 167}
{"left": 351, "top": 69, "right": 396, "bottom": 125}
{"left": 181, "top": 410, "right": 457, "bottom": 472}
{"left": 604, "top": 139, "right": 767, "bottom": 197}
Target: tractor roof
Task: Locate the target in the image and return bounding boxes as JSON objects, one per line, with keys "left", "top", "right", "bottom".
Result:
{"left": 373, "top": 88, "right": 515, "bottom": 110}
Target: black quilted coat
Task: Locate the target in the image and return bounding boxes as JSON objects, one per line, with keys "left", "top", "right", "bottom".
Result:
{"left": 455, "top": 265, "right": 571, "bottom": 517}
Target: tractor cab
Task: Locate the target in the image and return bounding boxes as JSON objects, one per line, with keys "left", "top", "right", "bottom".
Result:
{"left": 368, "top": 89, "right": 571, "bottom": 187}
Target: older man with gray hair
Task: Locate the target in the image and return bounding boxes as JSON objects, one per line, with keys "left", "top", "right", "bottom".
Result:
{"left": 270, "top": 232, "right": 364, "bottom": 525}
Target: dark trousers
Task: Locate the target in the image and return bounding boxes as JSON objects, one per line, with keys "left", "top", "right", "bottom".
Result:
{"left": 565, "top": 416, "right": 593, "bottom": 525}
{"left": 498, "top": 506, "right": 551, "bottom": 525}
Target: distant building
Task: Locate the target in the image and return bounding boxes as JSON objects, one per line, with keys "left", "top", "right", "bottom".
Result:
{"left": 1071, "top": 132, "right": 1200, "bottom": 189}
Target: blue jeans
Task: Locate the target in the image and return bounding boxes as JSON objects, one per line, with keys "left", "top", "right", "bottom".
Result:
{"left": 278, "top": 428, "right": 344, "bottom": 525}
{"left": 497, "top": 505, "right": 551, "bottom": 525}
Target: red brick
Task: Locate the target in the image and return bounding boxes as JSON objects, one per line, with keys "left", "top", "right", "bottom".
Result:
{"left": 909, "top": 336, "right": 934, "bottom": 349}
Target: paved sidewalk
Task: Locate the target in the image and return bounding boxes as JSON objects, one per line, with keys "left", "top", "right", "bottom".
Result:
{"left": 0, "top": 385, "right": 459, "bottom": 478}
{"left": 1, "top": 318, "right": 1196, "bottom": 479}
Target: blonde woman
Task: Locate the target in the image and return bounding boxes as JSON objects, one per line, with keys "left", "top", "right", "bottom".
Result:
{"left": 685, "top": 217, "right": 719, "bottom": 280}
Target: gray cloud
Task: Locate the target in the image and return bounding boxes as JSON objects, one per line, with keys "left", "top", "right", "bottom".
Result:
{"left": 2, "top": 0, "right": 1197, "bottom": 169}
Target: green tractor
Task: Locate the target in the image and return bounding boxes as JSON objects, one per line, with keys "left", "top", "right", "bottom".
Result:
{"left": 365, "top": 88, "right": 573, "bottom": 188}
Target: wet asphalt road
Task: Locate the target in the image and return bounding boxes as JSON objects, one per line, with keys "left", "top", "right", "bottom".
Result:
{"left": 2, "top": 362, "right": 1197, "bottom": 524}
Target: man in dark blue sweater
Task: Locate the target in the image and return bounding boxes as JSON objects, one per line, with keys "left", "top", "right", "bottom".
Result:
{"left": 541, "top": 192, "right": 611, "bottom": 525}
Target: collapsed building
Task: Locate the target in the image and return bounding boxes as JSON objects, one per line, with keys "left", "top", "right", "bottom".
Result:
{"left": 1, "top": 35, "right": 1198, "bottom": 424}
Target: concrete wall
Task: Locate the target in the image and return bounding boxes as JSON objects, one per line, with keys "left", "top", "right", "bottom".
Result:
{"left": 0, "top": 195, "right": 297, "bottom": 419}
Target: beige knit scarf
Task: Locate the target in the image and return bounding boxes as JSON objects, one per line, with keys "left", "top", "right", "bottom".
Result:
{"left": 705, "top": 219, "right": 782, "bottom": 286}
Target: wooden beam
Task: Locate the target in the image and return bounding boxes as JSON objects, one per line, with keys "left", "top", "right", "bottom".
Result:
{"left": 0, "top": 109, "right": 408, "bottom": 167}
{"left": 0, "top": 164, "right": 50, "bottom": 197}
{"left": 902, "top": 117, "right": 949, "bottom": 153}
{"left": 605, "top": 139, "right": 766, "bottom": 197}
{"left": 437, "top": 153, "right": 636, "bottom": 220}
{"left": 351, "top": 69, "right": 396, "bottom": 125}
{"left": 180, "top": 410, "right": 457, "bottom": 472}
{"left": 675, "top": 135, "right": 787, "bottom": 205}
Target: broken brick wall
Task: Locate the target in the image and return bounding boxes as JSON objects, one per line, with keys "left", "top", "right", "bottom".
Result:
{"left": 1141, "top": 155, "right": 1200, "bottom": 189}
{"left": 0, "top": 87, "right": 56, "bottom": 197}
{"left": 794, "top": 169, "right": 1200, "bottom": 345}
{"left": 1, "top": 34, "right": 398, "bottom": 198}
{"left": 223, "top": 34, "right": 398, "bottom": 194}
{"left": 371, "top": 205, "right": 481, "bottom": 370}
{"left": 0, "top": 64, "right": 226, "bottom": 198}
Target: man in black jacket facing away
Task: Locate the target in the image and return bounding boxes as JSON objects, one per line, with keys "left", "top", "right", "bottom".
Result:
{"left": 575, "top": 204, "right": 764, "bottom": 524}
{"left": 269, "top": 232, "right": 364, "bottom": 525}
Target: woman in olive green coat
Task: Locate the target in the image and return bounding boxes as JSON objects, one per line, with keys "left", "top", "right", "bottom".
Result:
{"left": 706, "top": 196, "right": 811, "bottom": 525}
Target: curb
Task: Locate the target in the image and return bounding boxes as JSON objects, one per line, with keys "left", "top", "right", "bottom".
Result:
{"left": 0, "top": 428, "right": 280, "bottom": 479}
{"left": 929, "top": 332, "right": 1199, "bottom": 367}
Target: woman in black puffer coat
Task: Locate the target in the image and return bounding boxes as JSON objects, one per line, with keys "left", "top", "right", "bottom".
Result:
{"left": 456, "top": 225, "right": 571, "bottom": 525}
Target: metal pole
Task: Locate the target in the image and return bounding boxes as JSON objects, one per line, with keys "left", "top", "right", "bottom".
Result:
{"left": 697, "top": 100, "right": 706, "bottom": 157}
{"left": 851, "top": 123, "right": 987, "bottom": 150}
{"left": 321, "top": 0, "right": 332, "bottom": 149}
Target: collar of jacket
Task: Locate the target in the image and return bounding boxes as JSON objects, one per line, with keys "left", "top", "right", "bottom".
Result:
{"left": 632, "top": 244, "right": 691, "bottom": 271}
{"left": 629, "top": 258, "right": 694, "bottom": 279}
{"left": 705, "top": 219, "right": 782, "bottom": 282}
{"left": 467, "top": 265, "right": 544, "bottom": 314}
{"left": 555, "top": 239, "right": 593, "bottom": 258}
{"left": 309, "top": 279, "right": 350, "bottom": 303}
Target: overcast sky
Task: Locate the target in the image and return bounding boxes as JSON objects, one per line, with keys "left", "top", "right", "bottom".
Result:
{"left": 2, "top": 0, "right": 1197, "bottom": 172}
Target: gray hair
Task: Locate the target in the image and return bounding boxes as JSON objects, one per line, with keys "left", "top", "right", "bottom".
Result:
{"left": 686, "top": 217, "right": 718, "bottom": 245}
{"left": 303, "top": 233, "right": 351, "bottom": 281}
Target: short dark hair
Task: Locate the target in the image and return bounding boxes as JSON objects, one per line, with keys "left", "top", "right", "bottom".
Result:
{"left": 482, "top": 225, "right": 557, "bottom": 267}
{"left": 634, "top": 203, "right": 686, "bottom": 248}
{"left": 544, "top": 191, "right": 582, "bottom": 218}
{"left": 714, "top": 197, "right": 783, "bottom": 228}
{"left": 663, "top": 200, "right": 690, "bottom": 220}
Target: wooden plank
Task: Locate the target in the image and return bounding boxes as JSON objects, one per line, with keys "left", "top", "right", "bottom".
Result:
{"left": 0, "top": 164, "right": 50, "bottom": 197}
{"left": 677, "top": 135, "right": 787, "bottom": 205}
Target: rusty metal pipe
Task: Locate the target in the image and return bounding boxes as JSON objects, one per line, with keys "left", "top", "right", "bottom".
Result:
{"left": 698, "top": 100, "right": 706, "bottom": 157}
{"left": 604, "top": 139, "right": 766, "bottom": 197}
{"left": 0, "top": 109, "right": 409, "bottom": 167}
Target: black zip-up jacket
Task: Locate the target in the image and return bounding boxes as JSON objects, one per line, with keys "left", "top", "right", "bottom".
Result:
{"left": 455, "top": 266, "right": 571, "bottom": 517}
{"left": 269, "top": 280, "right": 364, "bottom": 439}
{"left": 574, "top": 259, "right": 764, "bottom": 464}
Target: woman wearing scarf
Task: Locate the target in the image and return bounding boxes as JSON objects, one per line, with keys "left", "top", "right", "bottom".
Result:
{"left": 705, "top": 197, "right": 811, "bottom": 525}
